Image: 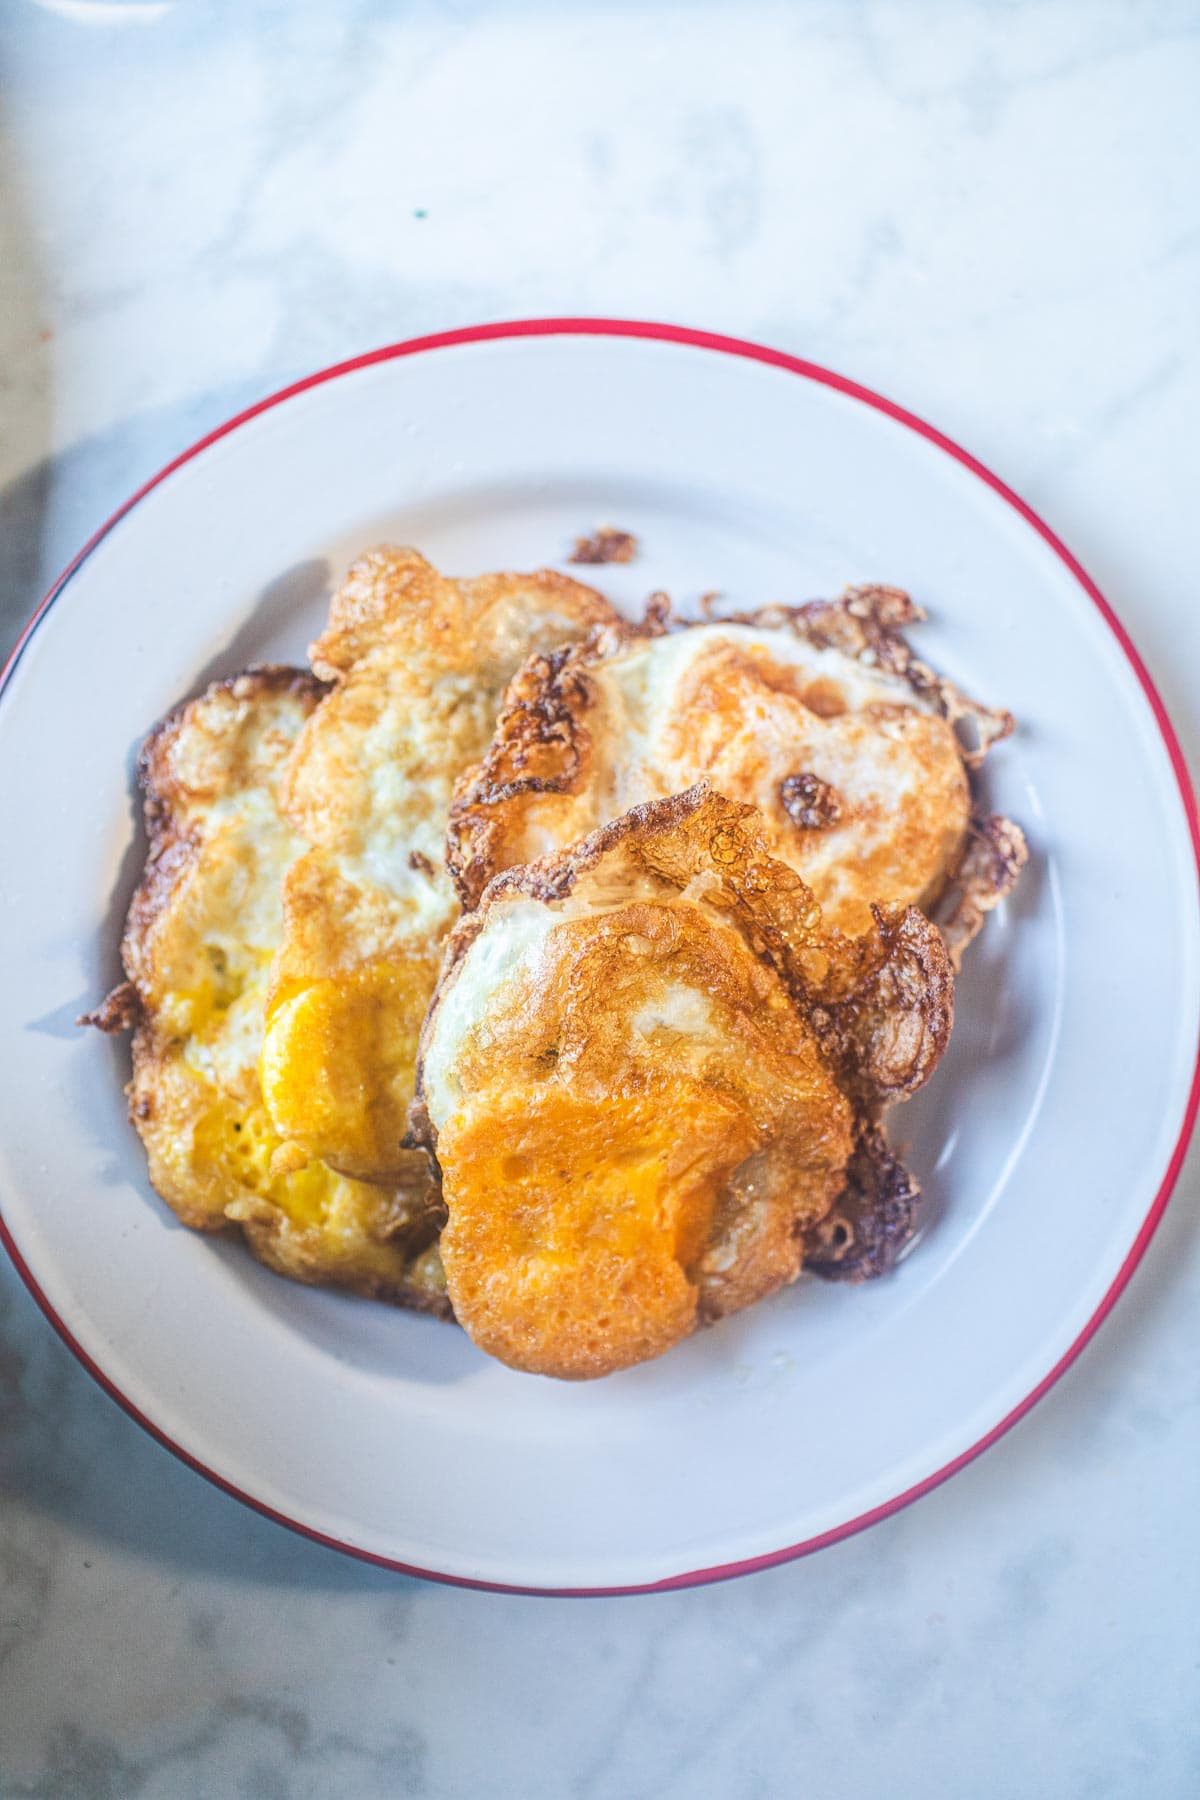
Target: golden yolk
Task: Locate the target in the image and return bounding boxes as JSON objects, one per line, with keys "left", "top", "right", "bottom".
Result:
{"left": 191, "top": 1098, "right": 368, "bottom": 1228}
{"left": 171, "top": 952, "right": 411, "bottom": 1240}
{"left": 260, "top": 954, "right": 440, "bottom": 1179}
{"left": 438, "top": 1080, "right": 758, "bottom": 1378}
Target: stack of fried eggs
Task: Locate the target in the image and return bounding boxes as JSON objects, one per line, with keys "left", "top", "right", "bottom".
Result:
{"left": 92, "top": 547, "right": 1025, "bottom": 1379}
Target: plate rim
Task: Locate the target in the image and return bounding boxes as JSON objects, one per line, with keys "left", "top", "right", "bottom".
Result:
{"left": 2, "top": 315, "right": 1197, "bottom": 1597}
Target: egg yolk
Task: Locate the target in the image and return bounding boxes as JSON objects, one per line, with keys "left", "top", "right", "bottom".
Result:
{"left": 260, "top": 954, "right": 440, "bottom": 1180}
{"left": 437, "top": 1080, "right": 758, "bottom": 1378}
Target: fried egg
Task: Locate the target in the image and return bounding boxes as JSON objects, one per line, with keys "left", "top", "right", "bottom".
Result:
{"left": 88, "top": 668, "right": 450, "bottom": 1309}
{"left": 259, "top": 548, "right": 622, "bottom": 1182}
{"left": 449, "top": 586, "right": 1021, "bottom": 942}
{"left": 93, "top": 563, "right": 1022, "bottom": 1350}
{"left": 414, "top": 786, "right": 955, "bottom": 1379}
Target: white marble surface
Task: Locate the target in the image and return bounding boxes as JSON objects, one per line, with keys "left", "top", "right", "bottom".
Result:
{"left": 1, "top": 1, "right": 1198, "bottom": 1793}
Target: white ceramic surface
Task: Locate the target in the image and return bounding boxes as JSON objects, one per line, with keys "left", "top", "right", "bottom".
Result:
{"left": 5, "top": 9, "right": 1200, "bottom": 1793}
{"left": 1, "top": 325, "right": 1195, "bottom": 1592}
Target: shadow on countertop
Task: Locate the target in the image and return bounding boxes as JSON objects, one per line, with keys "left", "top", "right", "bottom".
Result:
{"left": 0, "top": 120, "right": 397, "bottom": 1599}
{"left": 0, "top": 1258, "right": 421, "bottom": 1596}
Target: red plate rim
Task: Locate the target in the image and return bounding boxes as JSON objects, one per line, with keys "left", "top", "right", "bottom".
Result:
{"left": 2, "top": 316, "right": 1198, "bottom": 1598}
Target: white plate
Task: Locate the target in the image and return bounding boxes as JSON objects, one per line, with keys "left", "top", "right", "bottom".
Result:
{"left": 1, "top": 321, "right": 1197, "bottom": 1594}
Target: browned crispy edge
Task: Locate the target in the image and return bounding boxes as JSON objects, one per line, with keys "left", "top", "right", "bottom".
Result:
{"left": 138, "top": 667, "right": 330, "bottom": 986}
{"left": 936, "top": 812, "right": 1030, "bottom": 970}
{"left": 719, "top": 587, "right": 1028, "bottom": 974}
{"left": 410, "top": 784, "right": 951, "bottom": 1302}
{"left": 447, "top": 584, "right": 1024, "bottom": 919}
{"left": 444, "top": 645, "right": 600, "bottom": 908}
{"left": 82, "top": 665, "right": 454, "bottom": 1317}
{"left": 714, "top": 584, "right": 1015, "bottom": 767}
{"left": 801, "top": 1123, "right": 919, "bottom": 1281}
{"left": 415, "top": 787, "right": 726, "bottom": 1157}
{"left": 86, "top": 665, "right": 331, "bottom": 1031}
{"left": 235, "top": 1196, "right": 452, "bottom": 1318}
{"left": 568, "top": 525, "right": 639, "bottom": 565}
{"left": 609, "top": 581, "right": 1015, "bottom": 764}
{"left": 89, "top": 583, "right": 1023, "bottom": 1320}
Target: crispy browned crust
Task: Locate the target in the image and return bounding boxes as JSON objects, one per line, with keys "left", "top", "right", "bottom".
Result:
{"left": 634, "top": 581, "right": 1012, "bottom": 762}
{"left": 447, "top": 584, "right": 1020, "bottom": 933}
{"left": 779, "top": 771, "right": 842, "bottom": 831}
{"left": 93, "top": 665, "right": 328, "bottom": 1017}
{"left": 307, "top": 547, "right": 621, "bottom": 683}
{"left": 79, "top": 981, "right": 140, "bottom": 1034}
{"left": 721, "top": 585, "right": 1015, "bottom": 768}
{"left": 415, "top": 789, "right": 708, "bottom": 1155}
{"left": 123, "top": 666, "right": 329, "bottom": 980}
{"left": 420, "top": 785, "right": 951, "bottom": 1141}
{"left": 90, "top": 569, "right": 1021, "bottom": 1346}
{"left": 568, "top": 525, "right": 638, "bottom": 565}
{"left": 802, "top": 1123, "right": 920, "bottom": 1281}
{"left": 445, "top": 646, "right": 599, "bottom": 909}
{"left": 228, "top": 1153, "right": 452, "bottom": 1317}
{"left": 936, "top": 813, "right": 1029, "bottom": 970}
{"left": 806, "top": 906, "right": 956, "bottom": 1108}
{"left": 88, "top": 665, "right": 453, "bottom": 1314}
{"left": 414, "top": 787, "right": 956, "bottom": 1373}
{"left": 425, "top": 782, "right": 954, "bottom": 1140}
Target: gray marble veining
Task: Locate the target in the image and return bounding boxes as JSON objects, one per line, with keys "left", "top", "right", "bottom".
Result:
{"left": 1, "top": 2, "right": 1198, "bottom": 1795}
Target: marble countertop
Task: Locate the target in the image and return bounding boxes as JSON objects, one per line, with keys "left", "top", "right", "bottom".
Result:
{"left": 2, "top": 2, "right": 1198, "bottom": 1794}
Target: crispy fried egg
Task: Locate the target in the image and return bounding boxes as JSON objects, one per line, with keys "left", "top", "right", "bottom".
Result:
{"left": 89, "top": 669, "right": 449, "bottom": 1309}
{"left": 449, "top": 586, "right": 1020, "bottom": 941}
{"left": 92, "top": 564, "right": 1022, "bottom": 1349}
{"left": 415, "top": 787, "right": 955, "bottom": 1379}
{"left": 258, "top": 549, "right": 623, "bottom": 1183}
